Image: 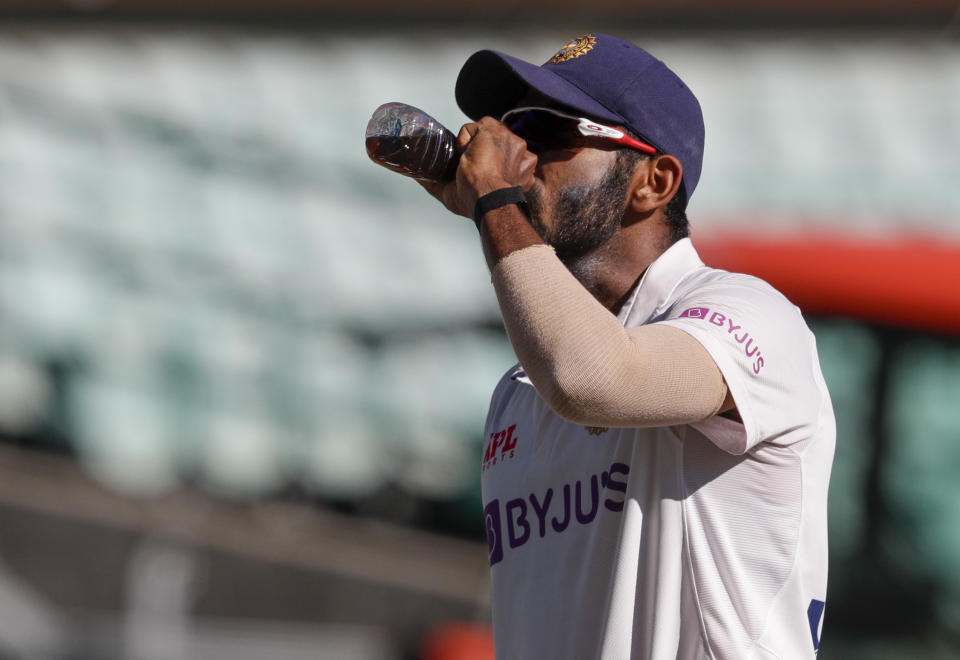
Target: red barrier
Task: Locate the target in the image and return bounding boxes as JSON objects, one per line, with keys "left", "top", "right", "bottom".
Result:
{"left": 694, "top": 234, "right": 960, "bottom": 335}
{"left": 421, "top": 622, "right": 495, "bottom": 660}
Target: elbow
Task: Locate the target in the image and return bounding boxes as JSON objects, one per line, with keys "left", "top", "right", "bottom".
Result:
{"left": 538, "top": 371, "right": 620, "bottom": 427}
{"left": 537, "top": 367, "right": 724, "bottom": 429}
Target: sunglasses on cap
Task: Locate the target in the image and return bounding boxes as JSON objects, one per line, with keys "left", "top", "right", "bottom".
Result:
{"left": 500, "top": 106, "right": 658, "bottom": 156}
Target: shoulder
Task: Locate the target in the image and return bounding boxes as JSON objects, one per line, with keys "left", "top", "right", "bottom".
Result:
{"left": 662, "top": 265, "right": 815, "bottom": 380}
{"left": 667, "top": 266, "right": 805, "bottom": 335}
{"left": 676, "top": 265, "right": 793, "bottom": 307}
{"left": 658, "top": 266, "right": 829, "bottom": 452}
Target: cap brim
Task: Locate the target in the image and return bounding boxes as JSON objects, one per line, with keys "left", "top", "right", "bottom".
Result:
{"left": 455, "top": 50, "right": 626, "bottom": 126}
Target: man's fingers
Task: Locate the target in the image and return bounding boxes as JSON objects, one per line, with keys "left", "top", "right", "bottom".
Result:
{"left": 521, "top": 151, "right": 538, "bottom": 184}
{"left": 416, "top": 117, "right": 537, "bottom": 218}
{"left": 457, "top": 123, "right": 479, "bottom": 151}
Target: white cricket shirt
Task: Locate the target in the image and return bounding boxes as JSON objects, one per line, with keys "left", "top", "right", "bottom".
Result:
{"left": 481, "top": 238, "right": 835, "bottom": 660}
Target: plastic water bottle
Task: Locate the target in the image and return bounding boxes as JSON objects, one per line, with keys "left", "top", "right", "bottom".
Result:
{"left": 365, "top": 102, "right": 460, "bottom": 183}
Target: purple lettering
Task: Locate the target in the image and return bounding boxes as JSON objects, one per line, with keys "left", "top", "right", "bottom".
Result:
{"left": 506, "top": 498, "right": 530, "bottom": 548}
{"left": 488, "top": 463, "right": 635, "bottom": 561}
{"left": 682, "top": 308, "right": 765, "bottom": 370}
{"left": 483, "top": 499, "right": 503, "bottom": 566}
{"left": 679, "top": 307, "right": 710, "bottom": 320}
{"left": 551, "top": 484, "right": 572, "bottom": 533}
{"left": 604, "top": 462, "right": 630, "bottom": 512}
{"left": 575, "top": 475, "right": 600, "bottom": 525}
{"left": 529, "top": 489, "right": 554, "bottom": 538}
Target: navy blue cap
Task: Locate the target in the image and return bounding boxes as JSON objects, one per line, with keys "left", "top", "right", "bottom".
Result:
{"left": 455, "top": 34, "right": 704, "bottom": 206}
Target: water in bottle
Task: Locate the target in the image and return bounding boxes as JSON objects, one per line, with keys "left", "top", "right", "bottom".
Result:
{"left": 365, "top": 102, "right": 460, "bottom": 183}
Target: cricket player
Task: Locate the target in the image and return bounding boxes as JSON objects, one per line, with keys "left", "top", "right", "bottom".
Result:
{"left": 419, "top": 33, "right": 835, "bottom": 660}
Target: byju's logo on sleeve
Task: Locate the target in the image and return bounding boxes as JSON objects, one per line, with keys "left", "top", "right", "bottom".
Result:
{"left": 676, "top": 306, "right": 766, "bottom": 375}
{"left": 679, "top": 306, "right": 710, "bottom": 319}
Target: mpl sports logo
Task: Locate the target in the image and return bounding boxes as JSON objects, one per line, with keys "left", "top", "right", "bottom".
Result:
{"left": 483, "top": 424, "right": 519, "bottom": 472}
{"left": 484, "top": 461, "right": 630, "bottom": 566}
{"left": 678, "top": 306, "right": 766, "bottom": 375}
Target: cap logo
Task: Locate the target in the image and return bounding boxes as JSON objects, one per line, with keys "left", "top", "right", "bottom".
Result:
{"left": 548, "top": 35, "right": 597, "bottom": 64}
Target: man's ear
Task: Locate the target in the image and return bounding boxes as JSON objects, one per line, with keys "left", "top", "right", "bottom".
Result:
{"left": 627, "top": 154, "right": 683, "bottom": 214}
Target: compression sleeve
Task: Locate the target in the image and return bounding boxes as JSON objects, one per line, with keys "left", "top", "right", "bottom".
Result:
{"left": 491, "top": 244, "right": 728, "bottom": 427}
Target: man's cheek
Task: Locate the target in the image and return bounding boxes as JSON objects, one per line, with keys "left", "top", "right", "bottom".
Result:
{"left": 524, "top": 185, "right": 552, "bottom": 239}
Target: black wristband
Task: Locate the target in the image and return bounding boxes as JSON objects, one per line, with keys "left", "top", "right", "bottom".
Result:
{"left": 473, "top": 186, "right": 529, "bottom": 229}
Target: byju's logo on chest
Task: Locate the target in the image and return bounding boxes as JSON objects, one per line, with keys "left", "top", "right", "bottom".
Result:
{"left": 483, "top": 461, "right": 630, "bottom": 566}
{"left": 483, "top": 424, "right": 519, "bottom": 472}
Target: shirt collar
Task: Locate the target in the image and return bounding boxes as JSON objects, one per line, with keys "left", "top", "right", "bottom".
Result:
{"left": 616, "top": 238, "right": 705, "bottom": 326}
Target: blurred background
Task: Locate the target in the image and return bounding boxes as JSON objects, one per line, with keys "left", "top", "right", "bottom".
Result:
{"left": 0, "top": 1, "right": 958, "bottom": 658}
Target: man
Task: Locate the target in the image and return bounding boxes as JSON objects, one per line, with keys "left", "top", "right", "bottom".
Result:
{"left": 420, "top": 33, "right": 834, "bottom": 660}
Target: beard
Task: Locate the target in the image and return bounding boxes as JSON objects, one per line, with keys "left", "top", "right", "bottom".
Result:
{"left": 525, "top": 155, "right": 634, "bottom": 278}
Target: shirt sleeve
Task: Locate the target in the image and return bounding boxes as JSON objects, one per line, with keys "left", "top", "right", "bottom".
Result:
{"left": 656, "top": 275, "right": 826, "bottom": 454}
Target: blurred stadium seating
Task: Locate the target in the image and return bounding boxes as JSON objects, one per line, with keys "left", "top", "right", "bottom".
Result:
{"left": 0, "top": 23, "right": 958, "bottom": 660}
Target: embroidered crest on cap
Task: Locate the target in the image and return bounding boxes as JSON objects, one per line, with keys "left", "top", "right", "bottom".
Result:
{"left": 548, "top": 35, "right": 597, "bottom": 63}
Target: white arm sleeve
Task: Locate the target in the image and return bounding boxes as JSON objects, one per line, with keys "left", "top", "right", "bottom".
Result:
{"left": 491, "top": 244, "right": 727, "bottom": 427}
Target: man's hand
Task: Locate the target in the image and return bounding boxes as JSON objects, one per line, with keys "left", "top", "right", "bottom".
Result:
{"left": 418, "top": 117, "right": 538, "bottom": 220}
